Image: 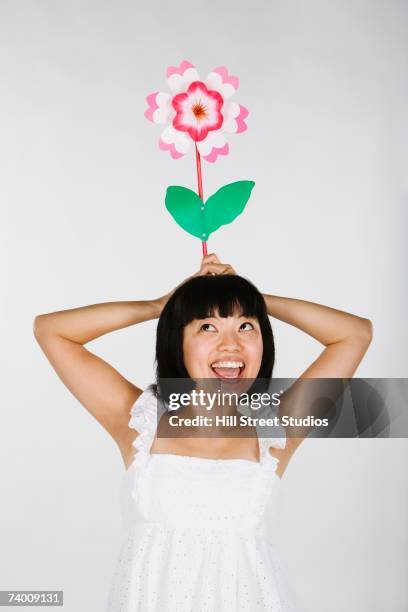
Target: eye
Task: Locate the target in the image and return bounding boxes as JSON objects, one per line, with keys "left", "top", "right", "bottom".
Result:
{"left": 240, "top": 321, "right": 254, "bottom": 331}
{"left": 200, "top": 323, "right": 217, "bottom": 332}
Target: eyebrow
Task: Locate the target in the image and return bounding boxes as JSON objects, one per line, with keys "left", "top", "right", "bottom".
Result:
{"left": 198, "top": 314, "right": 257, "bottom": 321}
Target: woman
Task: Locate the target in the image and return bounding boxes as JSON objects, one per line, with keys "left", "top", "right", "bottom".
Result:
{"left": 33, "top": 253, "right": 373, "bottom": 611}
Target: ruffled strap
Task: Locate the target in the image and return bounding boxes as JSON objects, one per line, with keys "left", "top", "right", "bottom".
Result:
{"left": 125, "top": 385, "right": 161, "bottom": 515}
{"left": 128, "top": 384, "right": 165, "bottom": 470}
{"left": 248, "top": 423, "right": 286, "bottom": 527}
{"left": 257, "top": 422, "right": 287, "bottom": 467}
{"left": 127, "top": 385, "right": 169, "bottom": 515}
{"left": 128, "top": 384, "right": 157, "bottom": 433}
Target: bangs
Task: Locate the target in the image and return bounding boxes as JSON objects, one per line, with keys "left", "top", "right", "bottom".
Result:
{"left": 172, "top": 275, "right": 264, "bottom": 327}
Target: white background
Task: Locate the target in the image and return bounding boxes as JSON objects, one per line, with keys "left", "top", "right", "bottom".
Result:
{"left": 1, "top": 1, "right": 407, "bottom": 611}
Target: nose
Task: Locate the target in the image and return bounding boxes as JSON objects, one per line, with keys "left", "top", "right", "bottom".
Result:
{"left": 216, "top": 329, "right": 242, "bottom": 352}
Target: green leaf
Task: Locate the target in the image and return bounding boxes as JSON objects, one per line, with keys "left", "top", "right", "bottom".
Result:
{"left": 165, "top": 186, "right": 206, "bottom": 240}
{"left": 204, "top": 181, "right": 255, "bottom": 236}
{"left": 165, "top": 181, "right": 255, "bottom": 241}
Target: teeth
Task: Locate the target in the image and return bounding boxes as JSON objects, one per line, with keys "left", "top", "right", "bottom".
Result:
{"left": 211, "top": 361, "right": 244, "bottom": 368}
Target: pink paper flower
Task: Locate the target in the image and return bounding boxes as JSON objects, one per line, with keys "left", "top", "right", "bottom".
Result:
{"left": 144, "top": 60, "right": 249, "bottom": 163}
{"left": 172, "top": 81, "right": 223, "bottom": 142}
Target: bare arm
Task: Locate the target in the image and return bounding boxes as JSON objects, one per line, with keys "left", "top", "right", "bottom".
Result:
{"left": 261, "top": 294, "right": 373, "bottom": 471}
{"left": 34, "top": 299, "right": 162, "bottom": 343}
{"left": 33, "top": 297, "right": 168, "bottom": 443}
{"left": 33, "top": 261, "right": 204, "bottom": 466}
{"left": 262, "top": 294, "right": 373, "bottom": 378}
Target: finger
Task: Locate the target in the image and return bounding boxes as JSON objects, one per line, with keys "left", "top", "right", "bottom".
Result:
{"left": 199, "top": 263, "right": 223, "bottom": 275}
{"left": 201, "top": 253, "right": 221, "bottom": 265}
{"left": 220, "top": 264, "right": 236, "bottom": 275}
{"left": 199, "top": 263, "right": 235, "bottom": 276}
{"left": 204, "top": 252, "right": 219, "bottom": 260}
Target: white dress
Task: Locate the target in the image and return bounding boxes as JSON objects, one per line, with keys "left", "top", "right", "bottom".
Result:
{"left": 106, "top": 385, "right": 299, "bottom": 612}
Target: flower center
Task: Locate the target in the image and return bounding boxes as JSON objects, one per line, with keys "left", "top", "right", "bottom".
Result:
{"left": 192, "top": 101, "right": 207, "bottom": 121}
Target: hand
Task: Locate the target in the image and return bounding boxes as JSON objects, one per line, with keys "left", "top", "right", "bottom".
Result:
{"left": 151, "top": 289, "right": 174, "bottom": 318}
{"left": 152, "top": 253, "right": 236, "bottom": 318}
{"left": 195, "top": 253, "right": 237, "bottom": 277}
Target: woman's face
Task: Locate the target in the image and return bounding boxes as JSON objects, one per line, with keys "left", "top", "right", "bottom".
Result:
{"left": 182, "top": 309, "right": 263, "bottom": 381}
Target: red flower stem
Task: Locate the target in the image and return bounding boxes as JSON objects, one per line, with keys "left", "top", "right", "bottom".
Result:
{"left": 195, "top": 143, "right": 207, "bottom": 256}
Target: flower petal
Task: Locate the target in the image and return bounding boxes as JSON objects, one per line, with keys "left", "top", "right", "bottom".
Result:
{"left": 159, "top": 125, "right": 191, "bottom": 159}
{"left": 144, "top": 92, "right": 172, "bottom": 125}
{"left": 197, "top": 132, "right": 229, "bottom": 163}
{"left": 222, "top": 102, "right": 249, "bottom": 134}
{"left": 166, "top": 60, "right": 200, "bottom": 93}
{"left": 205, "top": 66, "right": 239, "bottom": 99}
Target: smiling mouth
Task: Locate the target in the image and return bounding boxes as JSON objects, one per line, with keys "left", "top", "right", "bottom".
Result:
{"left": 210, "top": 361, "right": 245, "bottom": 380}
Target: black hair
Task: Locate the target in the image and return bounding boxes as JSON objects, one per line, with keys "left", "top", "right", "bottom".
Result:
{"left": 154, "top": 274, "right": 275, "bottom": 401}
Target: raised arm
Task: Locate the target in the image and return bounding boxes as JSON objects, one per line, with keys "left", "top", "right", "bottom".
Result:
{"left": 262, "top": 293, "right": 373, "bottom": 379}
{"left": 262, "top": 293, "right": 373, "bottom": 471}
{"left": 33, "top": 296, "right": 169, "bottom": 446}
